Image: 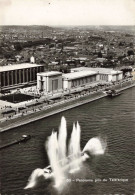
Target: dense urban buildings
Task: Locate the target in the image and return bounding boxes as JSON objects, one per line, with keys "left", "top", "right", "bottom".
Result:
{"left": 0, "top": 25, "right": 134, "bottom": 120}
{"left": 0, "top": 25, "right": 134, "bottom": 72}
{"left": 0, "top": 0, "right": 135, "bottom": 193}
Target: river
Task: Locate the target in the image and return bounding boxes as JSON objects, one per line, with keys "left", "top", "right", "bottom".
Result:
{"left": 0, "top": 87, "right": 135, "bottom": 195}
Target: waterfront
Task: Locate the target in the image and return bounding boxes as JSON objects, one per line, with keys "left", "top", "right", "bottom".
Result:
{"left": 0, "top": 87, "right": 135, "bottom": 195}
{"left": 0, "top": 79, "right": 134, "bottom": 132}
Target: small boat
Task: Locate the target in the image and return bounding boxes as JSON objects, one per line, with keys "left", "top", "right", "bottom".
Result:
{"left": 109, "top": 92, "right": 122, "bottom": 97}
{"left": 20, "top": 135, "right": 31, "bottom": 142}
{"left": 107, "top": 89, "right": 122, "bottom": 97}
{"left": 0, "top": 135, "right": 31, "bottom": 150}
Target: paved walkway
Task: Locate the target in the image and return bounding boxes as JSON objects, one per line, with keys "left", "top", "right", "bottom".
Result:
{"left": 0, "top": 79, "right": 134, "bottom": 130}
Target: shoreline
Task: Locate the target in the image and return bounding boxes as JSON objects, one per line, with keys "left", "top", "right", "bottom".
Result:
{"left": 1, "top": 82, "right": 135, "bottom": 132}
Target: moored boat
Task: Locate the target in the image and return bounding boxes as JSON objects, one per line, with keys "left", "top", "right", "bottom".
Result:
{"left": 106, "top": 89, "right": 122, "bottom": 97}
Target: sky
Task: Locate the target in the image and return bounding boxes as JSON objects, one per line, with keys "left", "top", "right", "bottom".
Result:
{"left": 0, "top": 0, "right": 135, "bottom": 26}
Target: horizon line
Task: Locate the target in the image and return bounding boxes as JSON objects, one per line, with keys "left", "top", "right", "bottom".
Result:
{"left": 0, "top": 24, "right": 135, "bottom": 27}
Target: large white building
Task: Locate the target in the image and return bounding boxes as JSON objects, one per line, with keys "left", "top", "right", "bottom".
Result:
{"left": 37, "top": 71, "right": 62, "bottom": 92}
{"left": 36, "top": 67, "right": 123, "bottom": 93}
{"left": 71, "top": 67, "right": 123, "bottom": 82}
{"left": 0, "top": 63, "right": 44, "bottom": 91}
{"left": 62, "top": 70, "right": 98, "bottom": 90}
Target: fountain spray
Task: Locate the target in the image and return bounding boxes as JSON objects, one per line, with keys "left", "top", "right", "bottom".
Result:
{"left": 25, "top": 117, "right": 107, "bottom": 190}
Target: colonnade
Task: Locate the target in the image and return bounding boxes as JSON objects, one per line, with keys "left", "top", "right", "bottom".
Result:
{"left": 0, "top": 66, "right": 44, "bottom": 88}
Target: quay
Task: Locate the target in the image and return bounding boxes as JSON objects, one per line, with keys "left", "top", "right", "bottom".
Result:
{"left": 0, "top": 79, "right": 135, "bottom": 132}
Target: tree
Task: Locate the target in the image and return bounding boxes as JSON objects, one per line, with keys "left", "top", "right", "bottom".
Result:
{"left": 14, "top": 42, "right": 23, "bottom": 51}
{"left": 98, "top": 52, "right": 102, "bottom": 58}
{"left": 127, "top": 50, "right": 134, "bottom": 56}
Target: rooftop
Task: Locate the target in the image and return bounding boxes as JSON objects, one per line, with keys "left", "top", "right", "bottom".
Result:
{"left": 63, "top": 70, "right": 97, "bottom": 80}
{"left": 89, "top": 68, "right": 122, "bottom": 75}
{"left": 37, "top": 71, "right": 62, "bottom": 77}
{"left": 71, "top": 67, "right": 122, "bottom": 75}
{"left": 0, "top": 63, "right": 43, "bottom": 72}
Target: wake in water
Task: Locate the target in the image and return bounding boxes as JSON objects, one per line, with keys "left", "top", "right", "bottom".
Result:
{"left": 25, "top": 116, "right": 107, "bottom": 190}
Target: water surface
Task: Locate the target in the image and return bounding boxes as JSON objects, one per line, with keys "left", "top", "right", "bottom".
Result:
{"left": 1, "top": 87, "right": 135, "bottom": 195}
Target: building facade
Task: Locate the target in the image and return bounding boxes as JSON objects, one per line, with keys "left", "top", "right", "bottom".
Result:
{"left": 37, "top": 71, "right": 62, "bottom": 92}
{"left": 131, "top": 69, "right": 135, "bottom": 80}
{"left": 0, "top": 63, "right": 44, "bottom": 91}
{"left": 62, "top": 71, "right": 98, "bottom": 90}
{"left": 71, "top": 67, "right": 123, "bottom": 82}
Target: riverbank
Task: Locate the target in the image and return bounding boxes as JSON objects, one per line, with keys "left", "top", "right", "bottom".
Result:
{"left": 0, "top": 80, "right": 135, "bottom": 132}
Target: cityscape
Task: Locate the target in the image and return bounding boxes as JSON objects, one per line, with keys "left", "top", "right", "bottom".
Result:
{"left": 0, "top": 25, "right": 135, "bottom": 129}
{"left": 0, "top": 0, "right": 135, "bottom": 195}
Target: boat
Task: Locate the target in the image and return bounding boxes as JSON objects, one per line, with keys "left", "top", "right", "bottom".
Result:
{"left": 0, "top": 135, "right": 31, "bottom": 150}
{"left": 20, "top": 135, "right": 31, "bottom": 142}
{"left": 106, "top": 89, "right": 122, "bottom": 97}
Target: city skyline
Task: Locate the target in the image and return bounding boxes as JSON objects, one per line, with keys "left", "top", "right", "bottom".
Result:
{"left": 0, "top": 0, "right": 135, "bottom": 26}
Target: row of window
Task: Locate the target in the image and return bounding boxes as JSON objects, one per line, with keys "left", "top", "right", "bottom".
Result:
{"left": 71, "top": 76, "right": 96, "bottom": 87}
{"left": 100, "top": 74, "right": 108, "bottom": 81}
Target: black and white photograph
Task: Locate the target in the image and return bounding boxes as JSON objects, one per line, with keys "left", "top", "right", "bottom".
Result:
{"left": 0, "top": 0, "right": 135, "bottom": 194}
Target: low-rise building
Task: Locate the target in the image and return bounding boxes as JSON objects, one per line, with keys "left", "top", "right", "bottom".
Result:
{"left": 62, "top": 70, "right": 98, "bottom": 90}
{"left": 37, "top": 71, "right": 62, "bottom": 92}
{"left": 71, "top": 67, "right": 123, "bottom": 82}
{"left": 0, "top": 63, "right": 44, "bottom": 92}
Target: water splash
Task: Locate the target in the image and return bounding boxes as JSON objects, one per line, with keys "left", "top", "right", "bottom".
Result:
{"left": 45, "top": 117, "right": 68, "bottom": 188}
{"left": 68, "top": 122, "right": 81, "bottom": 173}
{"left": 24, "top": 168, "right": 50, "bottom": 189}
{"left": 25, "top": 117, "right": 107, "bottom": 190}
{"left": 58, "top": 116, "right": 67, "bottom": 166}
{"left": 83, "top": 137, "right": 107, "bottom": 156}
{"left": 46, "top": 117, "right": 82, "bottom": 188}
{"left": 46, "top": 131, "right": 65, "bottom": 187}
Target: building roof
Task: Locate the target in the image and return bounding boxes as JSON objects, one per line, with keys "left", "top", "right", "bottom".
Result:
{"left": 37, "top": 71, "right": 62, "bottom": 77}
{"left": 73, "top": 57, "right": 88, "bottom": 61}
{"left": 0, "top": 63, "right": 43, "bottom": 72}
{"left": 89, "top": 68, "right": 122, "bottom": 75}
{"left": 63, "top": 70, "right": 97, "bottom": 81}
{"left": 48, "top": 62, "right": 59, "bottom": 65}
{"left": 71, "top": 67, "right": 122, "bottom": 75}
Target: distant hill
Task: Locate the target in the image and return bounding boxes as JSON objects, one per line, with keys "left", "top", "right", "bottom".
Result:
{"left": 0, "top": 25, "right": 53, "bottom": 32}
{"left": 0, "top": 25, "right": 134, "bottom": 34}
{"left": 53, "top": 25, "right": 135, "bottom": 33}
{"left": 99, "top": 25, "right": 135, "bottom": 33}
